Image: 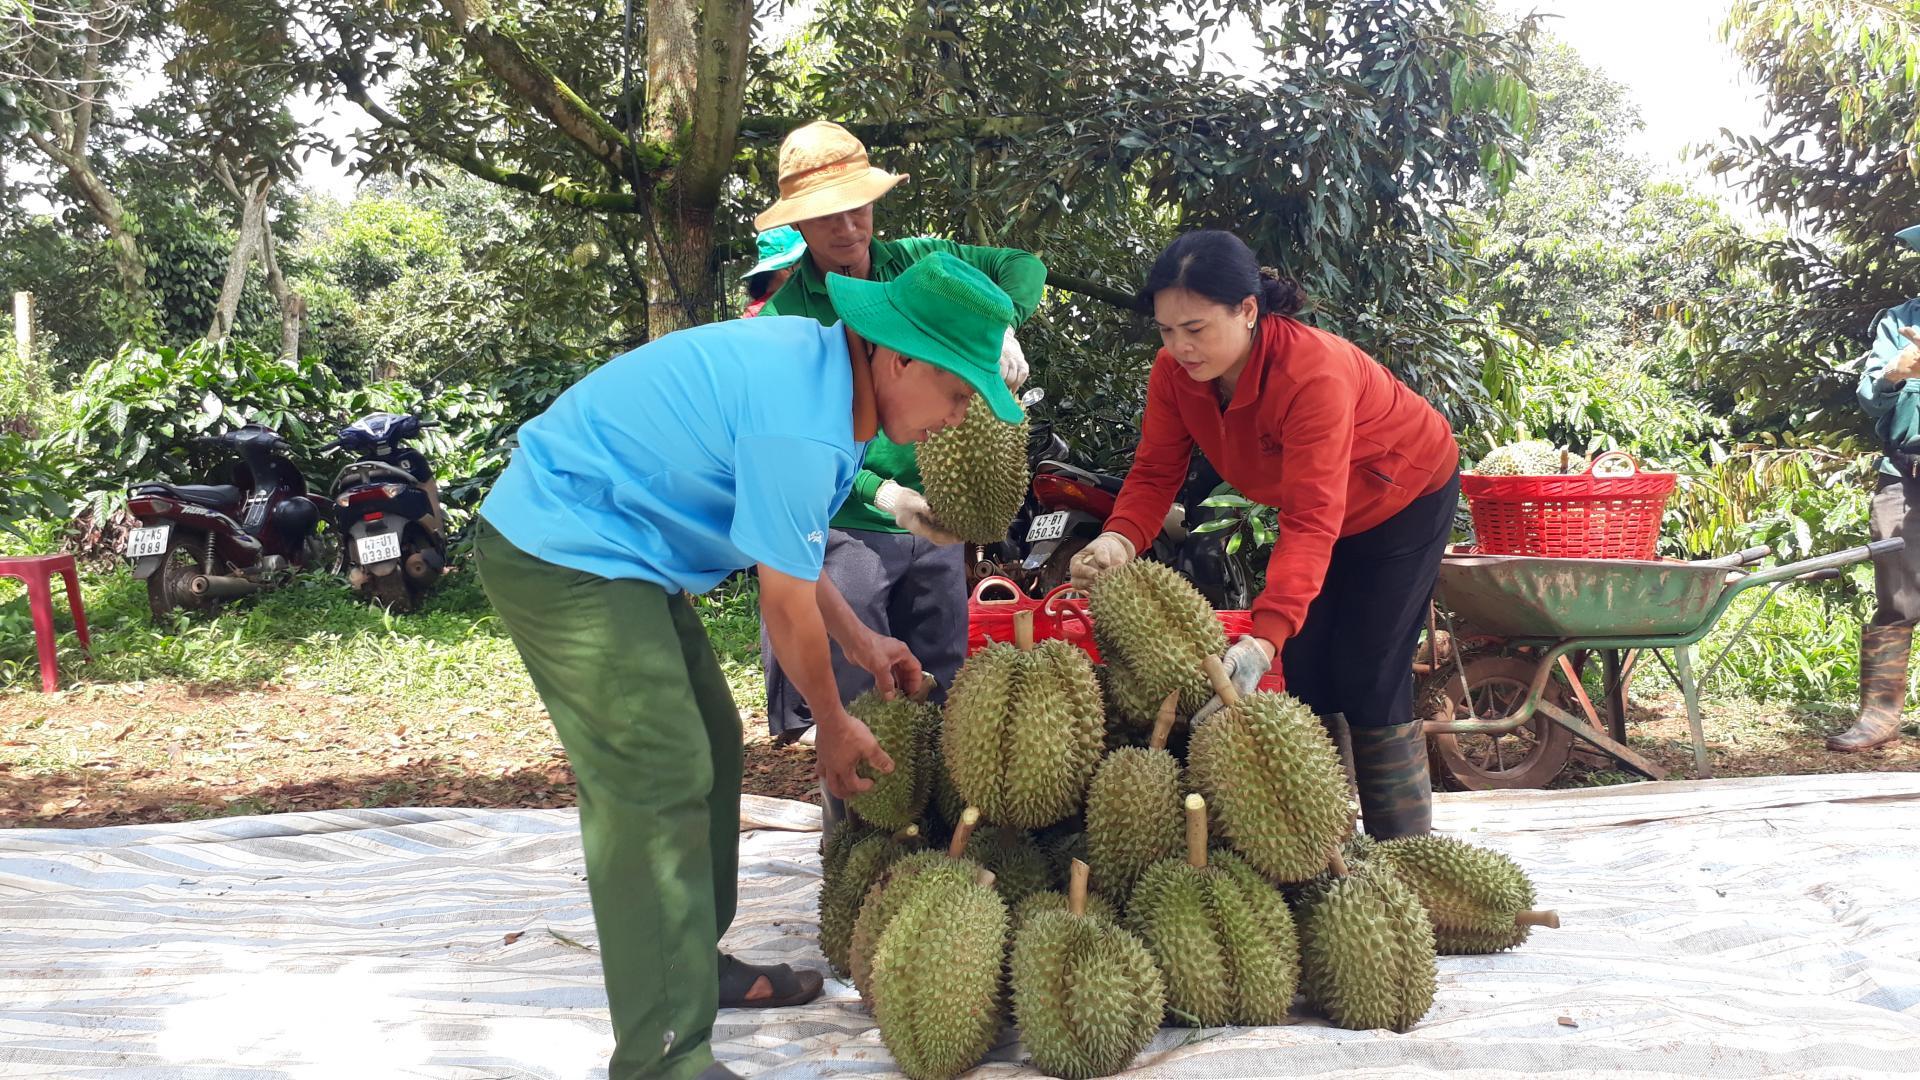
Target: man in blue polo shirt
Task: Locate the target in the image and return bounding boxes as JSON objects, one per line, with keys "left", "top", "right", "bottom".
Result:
{"left": 473, "top": 254, "right": 1024, "bottom": 1080}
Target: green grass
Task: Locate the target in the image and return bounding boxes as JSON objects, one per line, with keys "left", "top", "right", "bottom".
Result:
{"left": 0, "top": 552, "right": 768, "bottom": 708}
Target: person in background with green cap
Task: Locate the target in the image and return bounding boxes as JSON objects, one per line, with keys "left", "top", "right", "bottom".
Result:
{"left": 1841, "top": 222, "right": 1920, "bottom": 752}
{"left": 740, "top": 225, "right": 806, "bottom": 318}
{"left": 751, "top": 121, "right": 1045, "bottom": 806}
{"left": 472, "top": 252, "right": 1024, "bottom": 1080}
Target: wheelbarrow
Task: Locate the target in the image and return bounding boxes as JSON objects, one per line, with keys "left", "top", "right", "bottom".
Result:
{"left": 1420, "top": 538, "right": 1905, "bottom": 787}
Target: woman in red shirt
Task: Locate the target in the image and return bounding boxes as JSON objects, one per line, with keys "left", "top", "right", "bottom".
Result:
{"left": 1071, "top": 230, "right": 1460, "bottom": 839}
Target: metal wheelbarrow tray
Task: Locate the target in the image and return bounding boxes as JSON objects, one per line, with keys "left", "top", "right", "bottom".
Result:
{"left": 1429, "top": 538, "right": 1905, "bottom": 781}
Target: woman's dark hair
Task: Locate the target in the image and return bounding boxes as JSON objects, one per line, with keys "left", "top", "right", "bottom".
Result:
{"left": 1133, "top": 230, "right": 1306, "bottom": 318}
{"left": 745, "top": 269, "right": 781, "bottom": 302}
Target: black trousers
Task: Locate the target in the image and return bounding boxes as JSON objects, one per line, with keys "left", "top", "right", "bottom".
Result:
{"left": 1281, "top": 471, "right": 1460, "bottom": 730}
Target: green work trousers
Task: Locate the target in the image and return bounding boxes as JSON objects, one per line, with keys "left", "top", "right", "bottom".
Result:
{"left": 474, "top": 517, "right": 742, "bottom": 1080}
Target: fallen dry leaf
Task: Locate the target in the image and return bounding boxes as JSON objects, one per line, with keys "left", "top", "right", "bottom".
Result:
{"left": 503, "top": 931, "right": 524, "bottom": 945}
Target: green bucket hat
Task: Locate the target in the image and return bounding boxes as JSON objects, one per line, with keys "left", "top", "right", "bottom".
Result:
{"left": 828, "top": 252, "right": 1025, "bottom": 423}
{"left": 743, "top": 226, "right": 807, "bottom": 277}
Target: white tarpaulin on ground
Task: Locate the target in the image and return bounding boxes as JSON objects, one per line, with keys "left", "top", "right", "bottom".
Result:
{"left": 2, "top": 775, "right": 1918, "bottom": 1078}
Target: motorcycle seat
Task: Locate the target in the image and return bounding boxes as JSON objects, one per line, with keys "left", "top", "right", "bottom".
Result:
{"left": 133, "top": 482, "right": 242, "bottom": 509}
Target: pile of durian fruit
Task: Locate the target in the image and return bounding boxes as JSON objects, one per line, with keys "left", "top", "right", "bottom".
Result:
{"left": 819, "top": 559, "right": 1560, "bottom": 1079}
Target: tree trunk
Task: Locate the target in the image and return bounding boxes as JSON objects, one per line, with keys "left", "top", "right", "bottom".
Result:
{"left": 206, "top": 176, "right": 271, "bottom": 345}
{"left": 258, "top": 223, "right": 305, "bottom": 363}
{"left": 642, "top": 0, "right": 755, "bottom": 334}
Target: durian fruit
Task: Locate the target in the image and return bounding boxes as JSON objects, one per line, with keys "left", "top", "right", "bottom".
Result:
{"left": 1086, "top": 690, "right": 1185, "bottom": 904}
{"left": 1188, "top": 661, "right": 1352, "bottom": 884}
{"left": 1372, "top": 835, "right": 1560, "bottom": 954}
{"left": 1127, "top": 794, "right": 1300, "bottom": 1027}
{"left": 1088, "top": 560, "right": 1227, "bottom": 717}
{"left": 1035, "top": 825, "right": 1090, "bottom": 889}
{"left": 1014, "top": 886, "right": 1120, "bottom": 929}
{"left": 871, "top": 863, "right": 1011, "bottom": 1080}
{"left": 917, "top": 393, "right": 1030, "bottom": 544}
{"left": 1296, "top": 854, "right": 1436, "bottom": 1032}
{"left": 1284, "top": 832, "right": 1379, "bottom": 906}
{"left": 850, "top": 810, "right": 984, "bottom": 1002}
{"left": 846, "top": 683, "right": 939, "bottom": 830}
{"left": 1475, "top": 438, "right": 1578, "bottom": 477}
{"left": 1011, "top": 859, "right": 1166, "bottom": 1079}
{"left": 820, "top": 825, "right": 919, "bottom": 977}
{"left": 964, "top": 823, "right": 1054, "bottom": 910}
{"left": 943, "top": 609, "right": 1104, "bottom": 829}
{"left": 1101, "top": 654, "right": 1168, "bottom": 730}
{"left": 919, "top": 733, "right": 966, "bottom": 848}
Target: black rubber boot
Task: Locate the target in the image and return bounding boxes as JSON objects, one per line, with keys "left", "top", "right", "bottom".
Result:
{"left": 1351, "top": 719, "right": 1433, "bottom": 840}
{"left": 1829, "top": 624, "right": 1911, "bottom": 752}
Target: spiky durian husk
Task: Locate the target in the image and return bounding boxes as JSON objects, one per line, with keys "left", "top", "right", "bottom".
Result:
{"left": 917, "top": 395, "right": 1030, "bottom": 544}
{"left": 1084, "top": 748, "right": 1183, "bottom": 904}
{"left": 1297, "top": 862, "right": 1437, "bottom": 1031}
{"left": 1374, "top": 835, "right": 1538, "bottom": 954}
{"left": 871, "top": 876, "right": 1010, "bottom": 1080}
{"left": 848, "top": 850, "right": 979, "bottom": 1003}
{"left": 1088, "top": 561, "right": 1225, "bottom": 716}
{"left": 820, "top": 831, "right": 911, "bottom": 977}
{"left": 943, "top": 640, "right": 1104, "bottom": 829}
{"left": 1126, "top": 849, "right": 1299, "bottom": 1027}
{"left": 963, "top": 825, "right": 1054, "bottom": 910}
{"left": 1011, "top": 909, "right": 1165, "bottom": 1079}
{"left": 1012, "top": 888, "right": 1120, "bottom": 930}
{"left": 846, "top": 691, "right": 939, "bottom": 830}
{"left": 1188, "top": 691, "right": 1352, "bottom": 883}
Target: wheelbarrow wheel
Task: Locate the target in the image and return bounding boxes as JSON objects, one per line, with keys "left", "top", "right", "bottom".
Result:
{"left": 1420, "top": 655, "right": 1577, "bottom": 790}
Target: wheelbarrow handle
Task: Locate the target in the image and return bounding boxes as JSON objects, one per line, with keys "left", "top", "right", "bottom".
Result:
{"left": 1733, "top": 538, "right": 1906, "bottom": 591}
{"left": 1702, "top": 545, "right": 1772, "bottom": 569}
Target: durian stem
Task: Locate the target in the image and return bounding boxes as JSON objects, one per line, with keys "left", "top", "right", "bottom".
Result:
{"left": 1202, "top": 655, "right": 1240, "bottom": 707}
{"left": 1013, "top": 608, "right": 1036, "bottom": 651}
{"left": 975, "top": 869, "right": 997, "bottom": 890}
{"left": 1185, "top": 793, "right": 1209, "bottom": 869}
{"left": 1068, "top": 859, "right": 1090, "bottom": 917}
{"left": 948, "top": 807, "right": 981, "bottom": 859}
{"left": 907, "top": 671, "right": 937, "bottom": 705}
{"left": 1149, "top": 690, "right": 1181, "bottom": 750}
{"left": 1327, "top": 849, "right": 1349, "bottom": 878}
{"left": 1516, "top": 909, "right": 1561, "bottom": 929}
{"left": 893, "top": 824, "right": 921, "bottom": 843}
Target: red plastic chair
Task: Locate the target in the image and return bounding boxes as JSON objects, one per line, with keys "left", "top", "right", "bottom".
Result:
{"left": 0, "top": 554, "right": 91, "bottom": 692}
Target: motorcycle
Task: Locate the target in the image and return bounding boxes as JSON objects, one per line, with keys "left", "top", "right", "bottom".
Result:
{"left": 321, "top": 412, "right": 448, "bottom": 612}
{"left": 124, "top": 424, "right": 334, "bottom": 622}
{"left": 982, "top": 389, "right": 1255, "bottom": 608}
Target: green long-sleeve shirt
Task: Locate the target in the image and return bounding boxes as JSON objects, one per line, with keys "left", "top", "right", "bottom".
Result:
{"left": 1857, "top": 298, "right": 1920, "bottom": 476}
{"left": 762, "top": 235, "right": 1047, "bottom": 532}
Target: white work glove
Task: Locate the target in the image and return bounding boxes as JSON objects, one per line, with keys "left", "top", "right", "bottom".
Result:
{"left": 1886, "top": 326, "right": 1920, "bottom": 384}
{"left": 873, "top": 480, "right": 961, "bottom": 545}
{"left": 1000, "top": 326, "right": 1029, "bottom": 390}
{"left": 1191, "top": 636, "right": 1273, "bottom": 725}
{"left": 1068, "top": 531, "right": 1136, "bottom": 590}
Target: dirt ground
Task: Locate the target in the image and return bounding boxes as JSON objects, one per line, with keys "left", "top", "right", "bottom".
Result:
{"left": 2, "top": 683, "right": 1914, "bottom": 829}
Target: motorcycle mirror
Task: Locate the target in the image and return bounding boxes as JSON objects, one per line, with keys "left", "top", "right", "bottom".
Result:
{"left": 1019, "top": 386, "right": 1046, "bottom": 408}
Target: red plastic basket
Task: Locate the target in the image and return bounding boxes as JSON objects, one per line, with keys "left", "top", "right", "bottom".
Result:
{"left": 966, "top": 576, "right": 1285, "bottom": 692}
{"left": 1461, "top": 450, "right": 1676, "bottom": 560}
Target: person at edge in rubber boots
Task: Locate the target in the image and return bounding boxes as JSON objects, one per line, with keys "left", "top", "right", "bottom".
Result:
{"left": 1839, "top": 222, "right": 1920, "bottom": 753}
{"left": 471, "top": 254, "right": 1025, "bottom": 1080}
{"left": 1070, "top": 230, "right": 1460, "bottom": 840}
{"left": 751, "top": 120, "right": 1045, "bottom": 830}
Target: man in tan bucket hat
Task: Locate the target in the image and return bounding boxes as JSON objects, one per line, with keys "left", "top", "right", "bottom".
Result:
{"left": 753, "top": 121, "right": 1047, "bottom": 822}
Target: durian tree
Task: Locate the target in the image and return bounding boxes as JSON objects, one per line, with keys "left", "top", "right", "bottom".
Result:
{"left": 1684, "top": 0, "right": 1920, "bottom": 443}
{"left": 164, "top": 0, "right": 1542, "bottom": 439}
